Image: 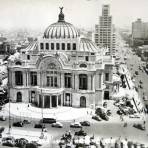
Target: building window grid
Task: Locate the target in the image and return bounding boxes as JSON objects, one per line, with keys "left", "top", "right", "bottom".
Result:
{"left": 30, "top": 72, "right": 37, "bottom": 86}
{"left": 105, "top": 73, "right": 109, "bottom": 81}
{"left": 15, "top": 71, "right": 23, "bottom": 86}
{"left": 65, "top": 73, "right": 72, "bottom": 88}
{"left": 46, "top": 70, "right": 58, "bottom": 87}
{"left": 79, "top": 74, "right": 87, "bottom": 90}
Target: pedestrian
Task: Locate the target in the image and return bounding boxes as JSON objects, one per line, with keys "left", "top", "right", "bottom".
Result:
{"left": 109, "top": 137, "right": 114, "bottom": 148}
{"left": 100, "top": 138, "right": 105, "bottom": 148}
{"left": 90, "top": 111, "right": 92, "bottom": 115}
{"left": 87, "top": 110, "right": 88, "bottom": 115}
{"left": 28, "top": 104, "right": 29, "bottom": 107}
{"left": 123, "top": 122, "right": 127, "bottom": 127}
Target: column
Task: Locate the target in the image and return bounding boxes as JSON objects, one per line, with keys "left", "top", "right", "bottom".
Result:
{"left": 42, "top": 95, "right": 45, "bottom": 108}
{"left": 37, "top": 71, "right": 40, "bottom": 86}
{"left": 99, "top": 74, "right": 102, "bottom": 88}
{"left": 43, "top": 71, "right": 46, "bottom": 87}
{"left": 72, "top": 74, "right": 75, "bottom": 89}
{"left": 50, "top": 96, "right": 52, "bottom": 108}
{"left": 57, "top": 95, "right": 58, "bottom": 107}
{"left": 12, "top": 71, "right": 15, "bottom": 86}
{"left": 28, "top": 71, "right": 30, "bottom": 86}
{"left": 75, "top": 74, "right": 79, "bottom": 90}
{"left": 8, "top": 70, "right": 12, "bottom": 87}
{"left": 40, "top": 72, "right": 43, "bottom": 87}
{"left": 88, "top": 75, "right": 91, "bottom": 90}
{"left": 61, "top": 73, "right": 64, "bottom": 88}
{"left": 23, "top": 71, "right": 26, "bottom": 86}
{"left": 92, "top": 75, "right": 95, "bottom": 91}
{"left": 25, "top": 71, "right": 28, "bottom": 86}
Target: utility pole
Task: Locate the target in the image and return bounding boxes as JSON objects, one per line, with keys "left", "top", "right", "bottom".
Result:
{"left": 40, "top": 89, "right": 44, "bottom": 139}
{"left": 7, "top": 67, "right": 11, "bottom": 135}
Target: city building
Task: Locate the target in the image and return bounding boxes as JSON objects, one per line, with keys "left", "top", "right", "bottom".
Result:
{"left": 132, "top": 18, "right": 148, "bottom": 46}
{"left": 94, "top": 5, "right": 116, "bottom": 55}
{"left": 8, "top": 8, "right": 114, "bottom": 108}
{"left": 0, "top": 36, "right": 11, "bottom": 55}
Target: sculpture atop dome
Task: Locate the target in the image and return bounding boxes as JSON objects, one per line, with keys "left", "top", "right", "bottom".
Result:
{"left": 58, "top": 7, "right": 65, "bottom": 22}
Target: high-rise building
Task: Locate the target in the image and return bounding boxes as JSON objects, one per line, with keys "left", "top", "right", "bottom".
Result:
{"left": 95, "top": 4, "right": 116, "bottom": 55}
{"left": 132, "top": 19, "right": 148, "bottom": 45}
{"left": 132, "top": 19, "right": 148, "bottom": 46}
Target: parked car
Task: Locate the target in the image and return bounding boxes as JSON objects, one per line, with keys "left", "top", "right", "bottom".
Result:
{"left": 129, "top": 114, "right": 140, "bottom": 118}
{"left": 80, "top": 121, "right": 90, "bottom": 126}
{"left": 117, "top": 110, "right": 123, "bottom": 115}
{"left": 103, "top": 102, "right": 107, "bottom": 108}
{"left": 100, "top": 113, "right": 109, "bottom": 121}
{"left": 25, "top": 142, "right": 38, "bottom": 148}
{"left": 34, "top": 123, "right": 45, "bottom": 128}
{"left": 0, "top": 115, "right": 6, "bottom": 121}
{"left": 13, "top": 121, "right": 24, "bottom": 127}
{"left": 75, "top": 129, "right": 87, "bottom": 136}
{"left": 2, "top": 136, "right": 15, "bottom": 147}
{"left": 15, "top": 138, "right": 28, "bottom": 147}
{"left": 92, "top": 115, "right": 102, "bottom": 121}
{"left": 40, "top": 118, "right": 56, "bottom": 124}
{"left": 51, "top": 122, "right": 63, "bottom": 128}
{"left": 23, "top": 119, "right": 31, "bottom": 124}
{"left": 106, "top": 110, "right": 112, "bottom": 116}
{"left": 133, "top": 123, "right": 145, "bottom": 130}
{"left": 70, "top": 122, "right": 82, "bottom": 128}
{"left": 135, "top": 71, "right": 139, "bottom": 75}
{"left": 0, "top": 127, "right": 5, "bottom": 133}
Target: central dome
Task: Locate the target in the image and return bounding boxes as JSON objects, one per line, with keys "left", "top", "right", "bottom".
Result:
{"left": 44, "top": 7, "right": 80, "bottom": 39}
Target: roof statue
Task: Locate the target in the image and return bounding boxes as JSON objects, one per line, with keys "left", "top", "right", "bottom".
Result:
{"left": 58, "top": 7, "right": 65, "bottom": 22}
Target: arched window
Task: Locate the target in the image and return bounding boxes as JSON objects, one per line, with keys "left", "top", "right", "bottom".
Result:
{"left": 15, "top": 61, "right": 22, "bottom": 65}
{"left": 79, "top": 63, "right": 87, "bottom": 68}
{"left": 46, "top": 63, "right": 58, "bottom": 87}
{"left": 15, "top": 71, "right": 23, "bottom": 86}
{"left": 79, "top": 74, "right": 87, "bottom": 90}
{"left": 17, "top": 92, "right": 22, "bottom": 102}
{"left": 80, "top": 96, "right": 86, "bottom": 107}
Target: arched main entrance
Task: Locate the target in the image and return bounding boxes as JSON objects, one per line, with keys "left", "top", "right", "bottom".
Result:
{"left": 80, "top": 96, "right": 86, "bottom": 107}
{"left": 16, "top": 92, "right": 22, "bottom": 102}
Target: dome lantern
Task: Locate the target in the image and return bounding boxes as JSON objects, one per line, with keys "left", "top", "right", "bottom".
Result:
{"left": 58, "top": 7, "right": 65, "bottom": 22}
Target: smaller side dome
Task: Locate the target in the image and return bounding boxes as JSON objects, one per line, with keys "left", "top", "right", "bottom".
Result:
{"left": 79, "top": 38, "right": 98, "bottom": 53}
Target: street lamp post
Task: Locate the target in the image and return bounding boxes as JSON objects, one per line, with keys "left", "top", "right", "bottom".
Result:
{"left": 8, "top": 96, "right": 11, "bottom": 135}
{"left": 40, "top": 89, "right": 44, "bottom": 139}
{"left": 7, "top": 67, "right": 11, "bottom": 135}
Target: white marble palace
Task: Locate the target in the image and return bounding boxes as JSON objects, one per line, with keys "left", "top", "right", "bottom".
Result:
{"left": 8, "top": 8, "right": 114, "bottom": 108}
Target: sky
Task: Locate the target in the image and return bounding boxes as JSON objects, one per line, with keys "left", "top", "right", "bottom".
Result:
{"left": 0, "top": 0, "right": 148, "bottom": 31}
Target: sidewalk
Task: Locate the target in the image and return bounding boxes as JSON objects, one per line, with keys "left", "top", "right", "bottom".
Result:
{"left": 2, "top": 103, "right": 93, "bottom": 121}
